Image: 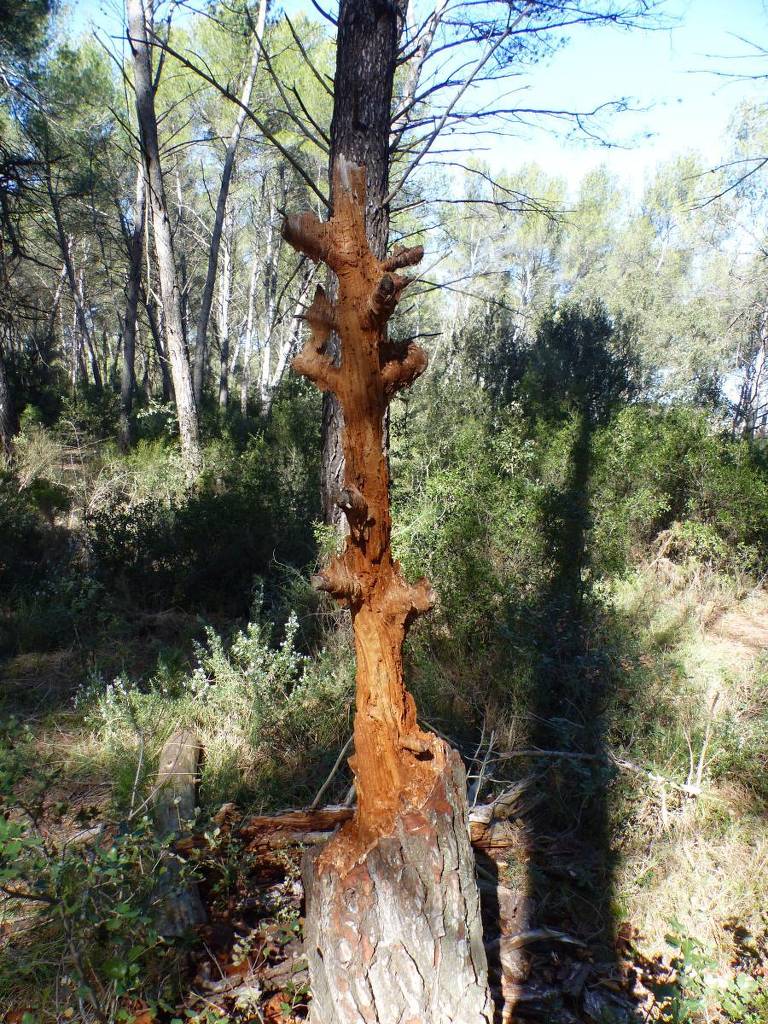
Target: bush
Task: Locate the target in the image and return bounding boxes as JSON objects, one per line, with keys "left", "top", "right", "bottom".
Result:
{"left": 81, "top": 611, "right": 355, "bottom": 810}
{"left": 0, "top": 718, "right": 190, "bottom": 1018}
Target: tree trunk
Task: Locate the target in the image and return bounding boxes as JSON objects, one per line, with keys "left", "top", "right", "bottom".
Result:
{"left": 193, "top": 0, "right": 267, "bottom": 407}
{"left": 261, "top": 264, "right": 316, "bottom": 417}
{"left": 127, "top": 0, "right": 202, "bottom": 483}
{"left": 79, "top": 264, "right": 103, "bottom": 391}
{"left": 0, "top": 337, "right": 16, "bottom": 458}
{"left": 46, "top": 165, "right": 102, "bottom": 392}
{"left": 143, "top": 288, "right": 173, "bottom": 403}
{"left": 119, "top": 163, "right": 146, "bottom": 449}
{"left": 217, "top": 208, "right": 234, "bottom": 410}
{"left": 239, "top": 249, "right": 261, "bottom": 415}
{"left": 283, "top": 160, "right": 491, "bottom": 1024}
{"left": 320, "top": 0, "right": 405, "bottom": 524}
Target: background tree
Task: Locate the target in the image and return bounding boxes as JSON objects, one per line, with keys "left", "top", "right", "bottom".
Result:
{"left": 127, "top": 0, "right": 203, "bottom": 481}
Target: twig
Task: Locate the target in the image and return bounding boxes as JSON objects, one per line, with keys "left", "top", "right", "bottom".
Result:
{"left": 310, "top": 734, "right": 353, "bottom": 810}
{"left": 469, "top": 729, "right": 496, "bottom": 808}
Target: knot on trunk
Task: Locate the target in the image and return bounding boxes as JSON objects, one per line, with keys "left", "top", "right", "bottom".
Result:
{"left": 293, "top": 284, "right": 340, "bottom": 391}
{"left": 366, "top": 272, "right": 412, "bottom": 328}
{"left": 302, "top": 284, "right": 338, "bottom": 346}
{"left": 311, "top": 555, "right": 363, "bottom": 606}
{"left": 292, "top": 346, "right": 339, "bottom": 392}
{"left": 335, "top": 484, "right": 369, "bottom": 529}
{"left": 381, "top": 340, "right": 428, "bottom": 397}
{"left": 381, "top": 574, "right": 436, "bottom": 631}
{"left": 281, "top": 211, "right": 332, "bottom": 266}
{"left": 382, "top": 244, "right": 424, "bottom": 273}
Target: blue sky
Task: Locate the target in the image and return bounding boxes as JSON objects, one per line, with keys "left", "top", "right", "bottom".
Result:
{"left": 66, "top": 0, "right": 768, "bottom": 193}
{"left": 487, "top": 0, "right": 768, "bottom": 191}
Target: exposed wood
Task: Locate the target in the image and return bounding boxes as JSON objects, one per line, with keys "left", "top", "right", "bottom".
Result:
{"left": 234, "top": 791, "right": 530, "bottom": 856}
{"left": 320, "top": 0, "right": 407, "bottom": 523}
{"left": 153, "top": 728, "right": 207, "bottom": 937}
{"left": 283, "top": 158, "right": 491, "bottom": 1023}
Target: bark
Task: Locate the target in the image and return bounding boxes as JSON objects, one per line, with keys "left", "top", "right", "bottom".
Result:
{"left": 192, "top": 0, "right": 267, "bottom": 407}
{"left": 320, "top": 0, "right": 406, "bottom": 524}
{"left": 283, "top": 160, "right": 491, "bottom": 1024}
{"left": 143, "top": 288, "right": 173, "bottom": 403}
{"left": 119, "top": 164, "right": 146, "bottom": 449}
{"left": 216, "top": 208, "right": 234, "bottom": 409}
{"left": 239, "top": 249, "right": 261, "bottom": 414}
{"left": 0, "top": 338, "right": 16, "bottom": 458}
{"left": 127, "top": 0, "right": 203, "bottom": 482}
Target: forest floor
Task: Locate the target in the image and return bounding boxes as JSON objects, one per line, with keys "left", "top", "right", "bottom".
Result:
{"left": 2, "top": 559, "right": 768, "bottom": 1023}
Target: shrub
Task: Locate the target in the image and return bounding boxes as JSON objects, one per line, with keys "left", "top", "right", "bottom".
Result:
{"left": 81, "top": 611, "right": 355, "bottom": 810}
{"left": 0, "top": 718, "right": 190, "bottom": 1019}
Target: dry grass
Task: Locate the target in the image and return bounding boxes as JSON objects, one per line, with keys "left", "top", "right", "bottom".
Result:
{"left": 612, "top": 558, "right": 768, "bottom": 968}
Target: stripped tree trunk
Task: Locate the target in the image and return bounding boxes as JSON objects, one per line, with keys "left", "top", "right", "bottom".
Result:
{"left": 319, "top": 0, "right": 405, "bottom": 526}
{"left": 127, "top": 0, "right": 202, "bottom": 483}
{"left": 282, "top": 159, "right": 492, "bottom": 1024}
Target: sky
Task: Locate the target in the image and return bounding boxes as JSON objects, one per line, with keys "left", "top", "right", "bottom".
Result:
{"left": 66, "top": 0, "right": 768, "bottom": 195}
{"left": 488, "top": 0, "right": 768, "bottom": 193}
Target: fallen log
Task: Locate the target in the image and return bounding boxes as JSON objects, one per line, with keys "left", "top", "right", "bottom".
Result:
{"left": 229, "top": 799, "right": 530, "bottom": 866}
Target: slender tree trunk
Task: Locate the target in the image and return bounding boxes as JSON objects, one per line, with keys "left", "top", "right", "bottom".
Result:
{"left": 73, "top": 261, "right": 103, "bottom": 391}
{"left": 127, "top": 0, "right": 202, "bottom": 482}
{"left": 240, "top": 249, "right": 261, "bottom": 415}
{"left": 0, "top": 242, "right": 18, "bottom": 457}
{"left": 217, "top": 208, "right": 234, "bottom": 410}
{"left": 0, "top": 337, "right": 16, "bottom": 458}
{"left": 192, "top": 0, "right": 267, "bottom": 406}
{"left": 70, "top": 301, "right": 87, "bottom": 387}
{"left": 47, "top": 166, "right": 101, "bottom": 391}
{"left": 258, "top": 193, "right": 280, "bottom": 410}
{"left": 143, "top": 290, "right": 173, "bottom": 403}
{"left": 45, "top": 264, "right": 66, "bottom": 350}
{"left": 119, "top": 164, "right": 147, "bottom": 449}
{"left": 174, "top": 168, "right": 191, "bottom": 350}
{"left": 390, "top": 0, "right": 449, "bottom": 144}
{"left": 283, "top": 160, "right": 491, "bottom": 1024}
{"left": 261, "top": 264, "right": 316, "bottom": 417}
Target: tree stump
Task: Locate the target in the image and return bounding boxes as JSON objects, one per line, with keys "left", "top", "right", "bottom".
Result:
{"left": 153, "top": 728, "right": 207, "bottom": 937}
{"left": 282, "top": 158, "right": 492, "bottom": 1024}
{"left": 303, "top": 749, "right": 491, "bottom": 1024}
